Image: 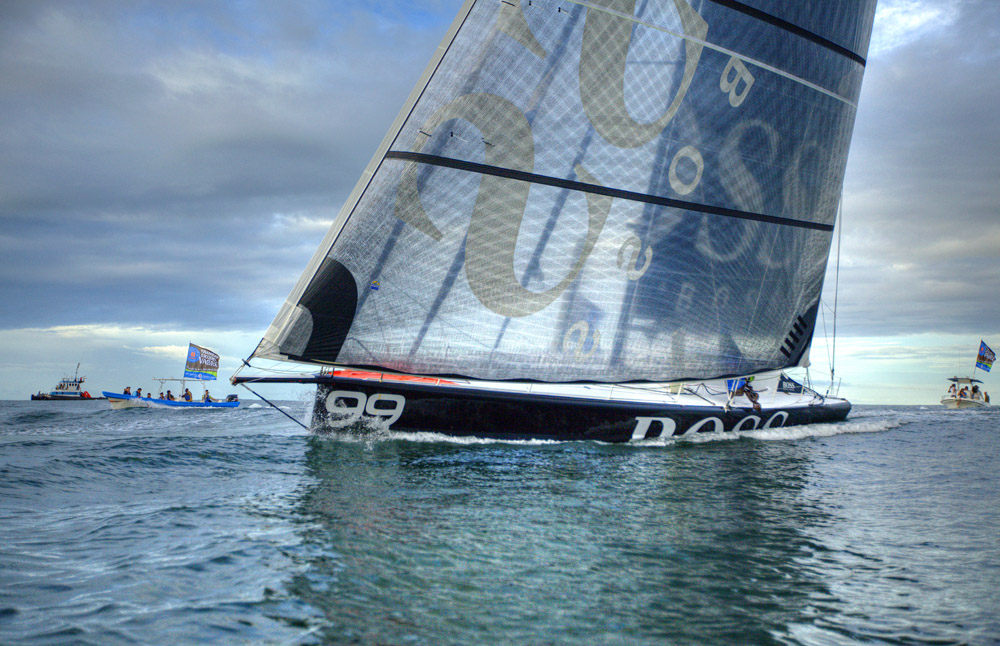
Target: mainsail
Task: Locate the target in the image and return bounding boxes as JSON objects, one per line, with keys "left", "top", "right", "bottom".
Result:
{"left": 184, "top": 343, "right": 219, "bottom": 381}
{"left": 252, "top": 0, "right": 876, "bottom": 384}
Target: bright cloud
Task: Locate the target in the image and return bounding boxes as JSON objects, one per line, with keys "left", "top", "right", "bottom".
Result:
{"left": 869, "top": 0, "right": 959, "bottom": 55}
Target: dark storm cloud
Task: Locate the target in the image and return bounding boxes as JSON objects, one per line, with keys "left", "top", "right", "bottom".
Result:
{"left": 0, "top": 0, "right": 463, "bottom": 330}
{"left": 832, "top": 0, "right": 1000, "bottom": 338}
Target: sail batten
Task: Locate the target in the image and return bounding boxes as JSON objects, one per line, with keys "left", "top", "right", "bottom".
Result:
{"left": 386, "top": 150, "right": 834, "bottom": 232}
{"left": 254, "top": 0, "right": 876, "bottom": 385}
{"left": 568, "top": 0, "right": 863, "bottom": 106}
{"left": 704, "top": 0, "right": 867, "bottom": 65}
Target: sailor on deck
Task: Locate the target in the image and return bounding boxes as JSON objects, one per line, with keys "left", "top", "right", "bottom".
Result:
{"left": 731, "top": 377, "right": 761, "bottom": 413}
{"left": 742, "top": 379, "right": 762, "bottom": 413}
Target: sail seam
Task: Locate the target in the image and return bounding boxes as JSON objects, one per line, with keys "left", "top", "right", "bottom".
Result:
{"left": 705, "top": 0, "right": 866, "bottom": 66}
{"left": 386, "top": 151, "right": 834, "bottom": 232}
{"left": 564, "top": 0, "right": 858, "bottom": 108}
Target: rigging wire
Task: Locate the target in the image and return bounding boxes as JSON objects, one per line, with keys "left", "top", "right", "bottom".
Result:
{"left": 238, "top": 383, "right": 310, "bottom": 431}
{"left": 235, "top": 358, "right": 310, "bottom": 431}
{"left": 832, "top": 197, "right": 843, "bottom": 390}
{"left": 820, "top": 300, "right": 832, "bottom": 376}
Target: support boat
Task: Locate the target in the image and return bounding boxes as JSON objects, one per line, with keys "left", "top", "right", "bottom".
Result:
{"left": 104, "top": 344, "right": 239, "bottom": 409}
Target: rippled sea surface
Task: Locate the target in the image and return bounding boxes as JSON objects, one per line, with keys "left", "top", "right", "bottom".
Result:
{"left": 1, "top": 399, "right": 998, "bottom": 645}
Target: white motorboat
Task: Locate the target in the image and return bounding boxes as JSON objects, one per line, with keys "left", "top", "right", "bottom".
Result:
{"left": 941, "top": 377, "right": 990, "bottom": 409}
{"left": 941, "top": 341, "right": 994, "bottom": 409}
{"left": 31, "top": 364, "right": 104, "bottom": 400}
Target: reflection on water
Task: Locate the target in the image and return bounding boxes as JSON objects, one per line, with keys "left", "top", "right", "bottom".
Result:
{"left": 287, "top": 436, "right": 841, "bottom": 645}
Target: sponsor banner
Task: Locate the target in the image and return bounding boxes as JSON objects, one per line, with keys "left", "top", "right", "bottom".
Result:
{"left": 976, "top": 340, "right": 994, "bottom": 372}
{"left": 778, "top": 374, "right": 804, "bottom": 394}
{"left": 184, "top": 343, "right": 219, "bottom": 380}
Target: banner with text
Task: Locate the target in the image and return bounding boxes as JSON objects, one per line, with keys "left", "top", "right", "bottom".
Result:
{"left": 184, "top": 343, "right": 219, "bottom": 380}
{"left": 976, "top": 340, "right": 995, "bottom": 372}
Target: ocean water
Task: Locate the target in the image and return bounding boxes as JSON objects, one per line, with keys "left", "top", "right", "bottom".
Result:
{"left": 1, "top": 399, "right": 998, "bottom": 646}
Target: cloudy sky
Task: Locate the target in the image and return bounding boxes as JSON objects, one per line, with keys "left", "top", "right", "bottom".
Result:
{"left": 2, "top": 0, "right": 997, "bottom": 404}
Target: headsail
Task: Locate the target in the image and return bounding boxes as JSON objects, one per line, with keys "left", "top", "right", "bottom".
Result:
{"left": 253, "top": 0, "right": 876, "bottom": 383}
{"left": 184, "top": 343, "right": 219, "bottom": 381}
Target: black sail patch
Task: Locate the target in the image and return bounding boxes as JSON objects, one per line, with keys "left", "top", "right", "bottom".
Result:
{"left": 287, "top": 258, "right": 358, "bottom": 364}
{"left": 779, "top": 302, "right": 818, "bottom": 366}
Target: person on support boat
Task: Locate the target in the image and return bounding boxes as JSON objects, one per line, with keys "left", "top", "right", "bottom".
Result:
{"left": 166, "top": 390, "right": 175, "bottom": 401}
{"left": 182, "top": 388, "right": 193, "bottom": 402}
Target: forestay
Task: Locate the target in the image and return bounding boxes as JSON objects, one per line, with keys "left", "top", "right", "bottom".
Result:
{"left": 253, "top": 0, "right": 876, "bottom": 383}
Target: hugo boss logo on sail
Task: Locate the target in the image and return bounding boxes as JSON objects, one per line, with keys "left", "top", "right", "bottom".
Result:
{"left": 377, "top": 0, "right": 849, "bottom": 379}
{"left": 391, "top": 0, "right": 726, "bottom": 324}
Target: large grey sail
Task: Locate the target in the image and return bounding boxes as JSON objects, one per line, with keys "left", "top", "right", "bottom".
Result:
{"left": 254, "top": 0, "right": 876, "bottom": 383}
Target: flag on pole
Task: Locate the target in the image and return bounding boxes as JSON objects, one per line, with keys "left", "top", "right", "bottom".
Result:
{"left": 976, "top": 340, "right": 994, "bottom": 372}
{"left": 184, "top": 343, "right": 219, "bottom": 380}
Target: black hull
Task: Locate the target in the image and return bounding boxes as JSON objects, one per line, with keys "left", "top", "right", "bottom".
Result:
{"left": 309, "top": 378, "right": 851, "bottom": 443}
